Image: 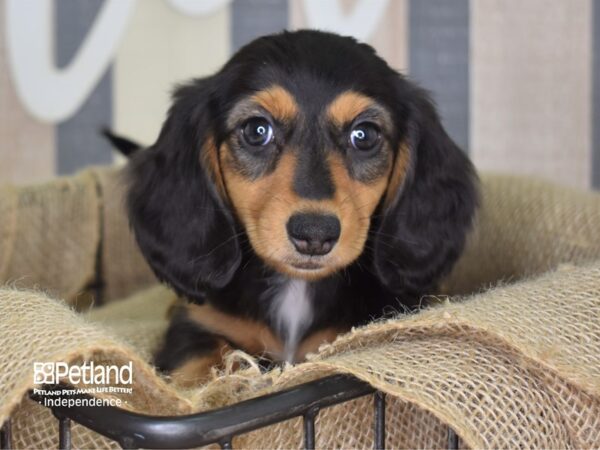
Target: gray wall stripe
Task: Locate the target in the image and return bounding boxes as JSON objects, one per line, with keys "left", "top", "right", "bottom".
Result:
{"left": 594, "top": 0, "right": 600, "bottom": 189}
{"left": 55, "top": 0, "right": 113, "bottom": 175}
{"left": 231, "top": 0, "right": 288, "bottom": 53}
{"left": 408, "top": 0, "right": 470, "bottom": 153}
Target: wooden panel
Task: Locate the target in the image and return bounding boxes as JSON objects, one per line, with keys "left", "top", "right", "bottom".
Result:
{"left": 471, "top": 0, "right": 592, "bottom": 189}
{"left": 0, "top": 1, "right": 55, "bottom": 186}
{"left": 113, "top": 0, "right": 231, "bottom": 145}
{"left": 55, "top": 0, "right": 113, "bottom": 175}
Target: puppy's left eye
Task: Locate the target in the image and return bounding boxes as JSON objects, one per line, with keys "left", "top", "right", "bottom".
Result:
{"left": 350, "top": 122, "right": 381, "bottom": 152}
{"left": 241, "top": 117, "right": 273, "bottom": 147}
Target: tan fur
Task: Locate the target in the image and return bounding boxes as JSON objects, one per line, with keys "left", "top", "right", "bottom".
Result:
{"left": 201, "top": 135, "right": 227, "bottom": 198}
{"left": 251, "top": 85, "right": 298, "bottom": 123}
{"left": 327, "top": 91, "right": 376, "bottom": 125}
{"left": 384, "top": 142, "right": 411, "bottom": 208}
{"left": 186, "top": 303, "right": 285, "bottom": 359}
{"left": 326, "top": 152, "right": 391, "bottom": 265}
{"left": 220, "top": 149, "right": 306, "bottom": 277}
{"left": 185, "top": 302, "right": 346, "bottom": 363}
{"left": 221, "top": 139, "right": 391, "bottom": 279}
{"left": 295, "top": 327, "right": 347, "bottom": 361}
{"left": 218, "top": 88, "right": 393, "bottom": 279}
{"left": 169, "top": 340, "right": 232, "bottom": 388}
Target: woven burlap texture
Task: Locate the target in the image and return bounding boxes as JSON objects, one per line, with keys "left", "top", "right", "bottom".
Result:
{"left": 93, "top": 168, "right": 155, "bottom": 302}
{"left": 1, "top": 170, "right": 599, "bottom": 449}
{"left": 0, "top": 171, "right": 100, "bottom": 305}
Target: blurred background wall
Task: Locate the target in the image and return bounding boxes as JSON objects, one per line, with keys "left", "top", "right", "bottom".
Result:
{"left": 1, "top": 0, "right": 598, "bottom": 191}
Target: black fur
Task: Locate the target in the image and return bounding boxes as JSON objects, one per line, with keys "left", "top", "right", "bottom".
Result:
{"left": 154, "top": 308, "right": 220, "bottom": 372}
{"left": 126, "top": 30, "right": 479, "bottom": 370}
{"left": 293, "top": 148, "right": 335, "bottom": 199}
{"left": 373, "top": 87, "right": 477, "bottom": 296}
{"left": 102, "top": 128, "right": 143, "bottom": 157}
{"left": 128, "top": 79, "right": 242, "bottom": 300}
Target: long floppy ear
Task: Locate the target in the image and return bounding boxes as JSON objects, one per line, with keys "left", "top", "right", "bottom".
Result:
{"left": 127, "top": 78, "right": 241, "bottom": 302}
{"left": 373, "top": 85, "right": 478, "bottom": 297}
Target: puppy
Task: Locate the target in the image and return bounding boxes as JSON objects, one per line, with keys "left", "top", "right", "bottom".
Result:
{"left": 124, "top": 30, "right": 478, "bottom": 386}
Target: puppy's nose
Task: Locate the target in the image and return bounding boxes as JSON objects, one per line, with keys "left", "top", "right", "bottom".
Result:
{"left": 286, "top": 213, "right": 341, "bottom": 256}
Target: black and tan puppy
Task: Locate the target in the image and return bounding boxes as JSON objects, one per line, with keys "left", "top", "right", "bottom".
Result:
{"left": 124, "top": 30, "right": 478, "bottom": 386}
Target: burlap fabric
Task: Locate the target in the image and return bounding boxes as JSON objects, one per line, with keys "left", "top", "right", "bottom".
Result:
{"left": 1, "top": 170, "right": 599, "bottom": 449}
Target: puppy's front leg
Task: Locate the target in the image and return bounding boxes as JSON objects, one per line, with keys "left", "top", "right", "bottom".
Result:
{"left": 155, "top": 308, "right": 232, "bottom": 387}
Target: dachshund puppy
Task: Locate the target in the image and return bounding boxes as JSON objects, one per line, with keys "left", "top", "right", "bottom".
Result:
{"left": 125, "top": 30, "right": 478, "bottom": 386}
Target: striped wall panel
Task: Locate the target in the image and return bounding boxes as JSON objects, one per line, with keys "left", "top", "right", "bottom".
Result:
{"left": 1, "top": 1, "right": 599, "bottom": 190}
{"left": 593, "top": 0, "right": 600, "bottom": 189}
{"left": 55, "top": 0, "right": 113, "bottom": 175}
{"left": 0, "top": 0, "right": 55, "bottom": 185}
{"left": 408, "top": 0, "right": 470, "bottom": 153}
{"left": 231, "top": 0, "right": 288, "bottom": 53}
{"left": 113, "top": 0, "right": 230, "bottom": 146}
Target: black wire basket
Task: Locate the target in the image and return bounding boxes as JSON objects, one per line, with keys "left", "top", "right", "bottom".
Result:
{"left": 2, "top": 374, "right": 459, "bottom": 450}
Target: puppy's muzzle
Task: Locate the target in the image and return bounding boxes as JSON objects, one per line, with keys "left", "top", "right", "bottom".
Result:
{"left": 286, "top": 213, "right": 341, "bottom": 256}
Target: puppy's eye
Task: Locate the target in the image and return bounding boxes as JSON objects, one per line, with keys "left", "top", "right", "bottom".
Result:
{"left": 241, "top": 117, "right": 273, "bottom": 147}
{"left": 350, "top": 122, "right": 381, "bottom": 152}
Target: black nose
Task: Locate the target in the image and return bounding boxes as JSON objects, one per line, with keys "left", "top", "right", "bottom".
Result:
{"left": 286, "top": 213, "right": 341, "bottom": 256}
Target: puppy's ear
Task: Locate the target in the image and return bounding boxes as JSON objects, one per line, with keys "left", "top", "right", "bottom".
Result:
{"left": 127, "top": 78, "right": 241, "bottom": 302}
{"left": 373, "top": 85, "right": 478, "bottom": 297}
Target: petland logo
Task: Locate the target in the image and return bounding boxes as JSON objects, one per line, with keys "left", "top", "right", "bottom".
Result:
{"left": 33, "top": 361, "right": 133, "bottom": 386}
{"left": 32, "top": 361, "right": 133, "bottom": 408}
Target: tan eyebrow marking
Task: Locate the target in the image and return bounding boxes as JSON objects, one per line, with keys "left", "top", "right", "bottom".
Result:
{"left": 250, "top": 85, "right": 298, "bottom": 122}
{"left": 327, "top": 90, "right": 376, "bottom": 125}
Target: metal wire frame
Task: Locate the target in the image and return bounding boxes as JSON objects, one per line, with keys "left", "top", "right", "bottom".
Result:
{"left": 1, "top": 374, "right": 461, "bottom": 450}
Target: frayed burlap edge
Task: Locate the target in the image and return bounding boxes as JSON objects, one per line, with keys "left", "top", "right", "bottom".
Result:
{"left": 2, "top": 260, "right": 600, "bottom": 448}
{"left": 0, "top": 288, "right": 193, "bottom": 428}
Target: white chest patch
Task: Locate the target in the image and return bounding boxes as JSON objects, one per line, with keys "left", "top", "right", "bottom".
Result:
{"left": 270, "top": 279, "right": 313, "bottom": 363}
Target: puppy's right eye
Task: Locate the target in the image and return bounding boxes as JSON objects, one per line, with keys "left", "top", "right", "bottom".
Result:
{"left": 241, "top": 118, "right": 273, "bottom": 147}
{"left": 349, "top": 122, "right": 381, "bottom": 152}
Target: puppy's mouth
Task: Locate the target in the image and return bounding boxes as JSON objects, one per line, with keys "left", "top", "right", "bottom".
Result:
{"left": 274, "top": 253, "right": 335, "bottom": 279}
{"left": 290, "top": 260, "right": 323, "bottom": 270}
